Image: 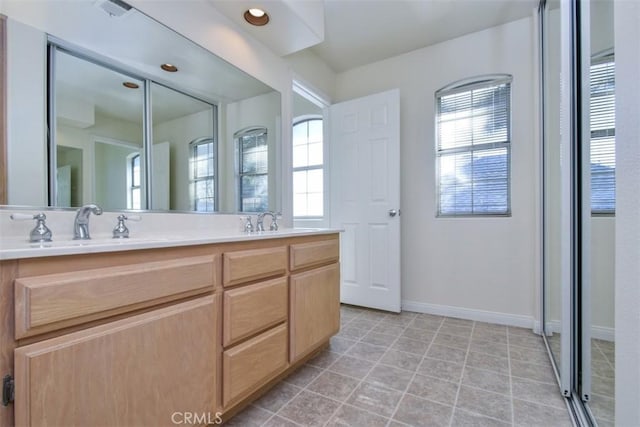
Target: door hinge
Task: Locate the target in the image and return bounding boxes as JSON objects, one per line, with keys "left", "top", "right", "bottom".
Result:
{"left": 2, "top": 375, "right": 14, "bottom": 406}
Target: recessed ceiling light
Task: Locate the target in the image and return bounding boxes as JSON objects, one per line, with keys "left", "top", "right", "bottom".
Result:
{"left": 122, "top": 81, "right": 139, "bottom": 89}
{"left": 160, "top": 63, "right": 178, "bottom": 72}
{"left": 244, "top": 8, "right": 269, "bottom": 26}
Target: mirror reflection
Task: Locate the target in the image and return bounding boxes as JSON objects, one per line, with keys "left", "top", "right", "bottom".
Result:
{"left": 3, "top": 1, "right": 281, "bottom": 213}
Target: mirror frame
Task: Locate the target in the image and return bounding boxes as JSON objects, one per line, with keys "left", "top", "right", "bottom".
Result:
{"left": 1, "top": 14, "right": 7, "bottom": 205}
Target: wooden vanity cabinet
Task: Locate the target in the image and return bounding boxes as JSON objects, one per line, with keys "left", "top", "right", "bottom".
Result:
{"left": 0, "top": 232, "right": 340, "bottom": 426}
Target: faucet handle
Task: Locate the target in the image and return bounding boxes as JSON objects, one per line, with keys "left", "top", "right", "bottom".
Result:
{"left": 269, "top": 212, "right": 281, "bottom": 231}
{"left": 112, "top": 214, "right": 142, "bottom": 239}
{"left": 11, "top": 212, "right": 53, "bottom": 243}
{"left": 241, "top": 216, "right": 254, "bottom": 233}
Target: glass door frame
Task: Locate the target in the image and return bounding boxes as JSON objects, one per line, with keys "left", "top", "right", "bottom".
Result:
{"left": 540, "top": 0, "right": 594, "bottom": 423}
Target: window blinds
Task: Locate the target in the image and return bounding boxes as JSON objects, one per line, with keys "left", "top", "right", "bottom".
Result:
{"left": 436, "top": 77, "right": 512, "bottom": 215}
{"left": 590, "top": 59, "right": 615, "bottom": 213}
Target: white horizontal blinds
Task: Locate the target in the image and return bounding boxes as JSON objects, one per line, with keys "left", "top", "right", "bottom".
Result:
{"left": 590, "top": 57, "right": 615, "bottom": 213}
{"left": 436, "top": 76, "right": 512, "bottom": 215}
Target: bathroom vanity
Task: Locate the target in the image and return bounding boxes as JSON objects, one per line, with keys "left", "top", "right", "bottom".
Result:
{"left": 0, "top": 221, "right": 340, "bottom": 426}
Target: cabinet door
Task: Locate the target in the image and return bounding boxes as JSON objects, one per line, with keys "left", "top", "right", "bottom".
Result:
{"left": 14, "top": 296, "right": 217, "bottom": 427}
{"left": 290, "top": 263, "right": 340, "bottom": 362}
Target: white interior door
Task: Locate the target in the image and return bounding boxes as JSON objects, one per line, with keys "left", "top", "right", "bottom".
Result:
{"left": 329, "top": 89, "right": 401, "bottom": 312}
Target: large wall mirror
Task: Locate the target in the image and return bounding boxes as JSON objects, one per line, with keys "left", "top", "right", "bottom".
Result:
{"left": 1, "top": 0, "right": 281, "bottom": 213}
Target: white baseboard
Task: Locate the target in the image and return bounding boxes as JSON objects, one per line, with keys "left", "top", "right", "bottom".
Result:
{"left": 541, "top": 320, "right": 615, "bottom": 342}
{"left": 401, "top": 300, "right": 537, "bottom": 330}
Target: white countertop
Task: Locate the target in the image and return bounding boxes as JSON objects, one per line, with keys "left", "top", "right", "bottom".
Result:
{"left": 0, "top": 227, "right": 341, "bottom": 260}
{"left": 0, "top": 209, "right": 341, "bottom": 261}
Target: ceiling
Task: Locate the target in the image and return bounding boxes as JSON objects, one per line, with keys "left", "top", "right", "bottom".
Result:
{"left": 311, "top": 0, "right": 538, "bottom": 72}
{"left": 214, "top": 0, "right": 539, "bottom": 73}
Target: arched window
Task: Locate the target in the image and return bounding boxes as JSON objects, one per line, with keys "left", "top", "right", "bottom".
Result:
{"left": 435, "top": 74, "right": 512, "bottom": 216}
{"left": 292, "top": 117, "right": 323, "bottom": 217}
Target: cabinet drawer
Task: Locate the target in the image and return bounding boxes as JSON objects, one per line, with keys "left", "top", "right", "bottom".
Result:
{"left": 222, "top": 323, "right": 288, "bottom": 408}
{"left": 290, "top": 238, "right": 340, "bottom": 271}
{"left": 223, "top": 247, "right": 287, "bottom": 287}
{"left": 223, "top": 277, "right": 287, "bottom": 347}
{"left": 15, "top": 255, "right": 217, "bottom": 339}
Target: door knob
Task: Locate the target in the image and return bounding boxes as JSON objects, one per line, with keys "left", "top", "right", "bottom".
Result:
{"left": 389, "top": 209, "right": 398, "bottom": 217}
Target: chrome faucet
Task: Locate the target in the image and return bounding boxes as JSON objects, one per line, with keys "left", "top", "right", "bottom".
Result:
{"left": 73, "top": 204, "right": 103, "bottom": 240}
{"left": 256, "top": 211, "right": 281, "bottom": 232}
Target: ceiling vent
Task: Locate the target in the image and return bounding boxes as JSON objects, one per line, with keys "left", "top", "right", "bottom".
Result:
{"left": 94, "top": 0, "right": 133, "bottom": 18}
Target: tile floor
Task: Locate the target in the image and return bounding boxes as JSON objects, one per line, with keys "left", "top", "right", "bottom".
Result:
{"left": 588, "top": 339, "right": 615, "bottom": 426}
{"left": 225, "top": 305, "right": 573, "bottom": 427}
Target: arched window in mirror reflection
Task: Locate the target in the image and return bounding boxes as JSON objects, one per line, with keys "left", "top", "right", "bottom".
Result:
{"left": 190, "top": 137, "right": 216, "bottom": 212}
{"left": 236, "top": 127, "right": 268, "bottom": 212}
{"left": 127, "top": 153, "right": 141, "bottom": 210}
{"left": 292, "top": 117, "right": 323, "bottom": 218}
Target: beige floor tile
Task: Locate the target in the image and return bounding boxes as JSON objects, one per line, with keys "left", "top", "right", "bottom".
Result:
{"left": 346, "top": 382, "right": 403, "bottom": 417}
{"left": 223, "top": 405, "right": 273, "bottom": 426}
{"left": 452, "top": 408, "right": 511, "bottom": 427}
{"left": 513, "top": 399, "right": 572, "bottom": 427}
{"left": 406, "top": 373, "right": 459, "bottom": 405}
{"left": 365, "top": 364, "right": 414, "bottom": 392}
{"left": 379, "top": 349, "right": 423, "bottom": 372}
{"left": 465, "top": 351, "right": 509, "bottom": 375}
{"left": 277, "top": 390, "right": 341, "bottom": 427}
{"left": 262, "top": 415, "right": 300, "bottom": 427}
{"left": 328, "top": 355, "right": 375, "bottom": 379}
{"left": 305, "top": 350, "right": 341, "bottom": 369}
{"left": 345, "top": 342, "right": 387, "bottom": 362}
{"left": 391, "top": 337, "right": 431, "bottom": 356}
{"left": 392, "top": 394, "right": 453, "bottom": 426}
{"left": 306, "top": 371, "right": 360, "bottom": 401}
{"left": 511, "top": 377, "right": 567, "bottom": 409}
{"left": 456, "top": 386, "right": 512, "bottom": 423}
{"left": 426, "top": 343, "right": 467, "bottom": 363}
{"left": 326, "top": 404, "right": 388, "bottom": 427}
{"left": 360, "top": 331, "right": 398, "bottom": 347}
{"left": 254, "top": 382, "right": 302, "bottom": 413}
{"left": 283, "top": 365, "right": 323, "bottom": 387}
{"left": 462, "top": 366, "right": 511, "bottom": 395}
{"left": 417, "top": 357, "right": 464, "bottom": 383}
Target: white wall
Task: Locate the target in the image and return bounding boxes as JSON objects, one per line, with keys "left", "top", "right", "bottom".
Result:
{"left": 57, "top": 113, "right": 143, "bottom": 207}
{"left": 614, "top": 0, "right": 640, "bottom": 423}
{"left": 334, "top": 16, "right": 539, "bottom": 325}
{"left": 6, "top": 18, "right": 47, "bottom": 206}
{"left": 285, "top": 49, "right": 337, "bottom": 101}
